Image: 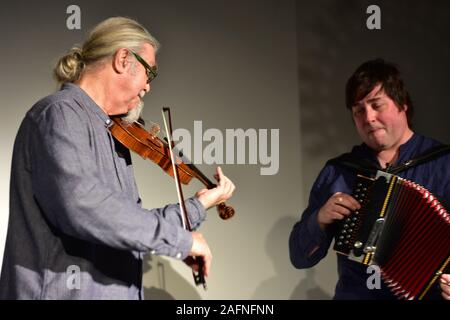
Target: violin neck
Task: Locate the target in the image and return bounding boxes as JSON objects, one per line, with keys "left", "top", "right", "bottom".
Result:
{"left": 186, "top": 163, "right": 215, "bottom": 189}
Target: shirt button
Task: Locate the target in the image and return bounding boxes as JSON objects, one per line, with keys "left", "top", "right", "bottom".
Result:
{"left": 105, "top": 119, "right": 111, "bottom": 125}
{"left": 150, "top": 250, "right": 156, "bottom": 255}
{"left": 175, "top": 252, "right": 182, "bottom": 259}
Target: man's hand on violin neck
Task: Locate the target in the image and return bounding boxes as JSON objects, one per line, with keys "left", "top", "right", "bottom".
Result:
{"left": 196, "top": 167, "right": 236, "bottom": 210}
{"left": 188, "top": 232, "right": 212, "bottom": 277}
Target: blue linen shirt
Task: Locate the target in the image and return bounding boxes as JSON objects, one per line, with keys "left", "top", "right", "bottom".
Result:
{"left": 0, "top": 83, "right": 206, "bottom": 299}
{"left": 289, "top": 133, "right": 450, "bottom": 299}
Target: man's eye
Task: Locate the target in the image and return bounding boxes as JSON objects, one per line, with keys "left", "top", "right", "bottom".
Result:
{"left": 373, "top": 103, "right": 383, "bottom": 109}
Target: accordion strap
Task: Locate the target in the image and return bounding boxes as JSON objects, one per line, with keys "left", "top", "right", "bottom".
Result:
{"left": 326, "top": 154, "right": 377, "bottom": 176}
{"left": 328, "top": 144, "right": 450, "bottom": 176}
{"left": 388, "top": 144, "right": 450, "bottom": 174}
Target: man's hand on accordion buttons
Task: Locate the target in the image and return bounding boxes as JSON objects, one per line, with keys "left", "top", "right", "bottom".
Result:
{"left": 317, "top": 192, "right": 361, "bottom": 231}
{"left": 440, "top": 274, "right": 450, "bottom": 300}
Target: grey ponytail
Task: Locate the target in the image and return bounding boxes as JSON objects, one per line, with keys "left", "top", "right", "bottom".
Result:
{"left": 53, "top": 46, "right": 85, "bottom": 86}
{"left": 52, "top": 17, "right": 159, "bottom": 88}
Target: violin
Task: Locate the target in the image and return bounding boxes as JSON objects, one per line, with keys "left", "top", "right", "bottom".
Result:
{"left": 109, "top": 112, "right": 234, "bottom": 290}
{"left": 108, "top": 116, "right": 235, "bottom": 220}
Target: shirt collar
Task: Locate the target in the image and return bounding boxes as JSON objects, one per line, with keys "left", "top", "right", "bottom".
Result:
{"left": 61, "top": 83, "right": 112, "bottom": 127}
{"left": 355, "top": 132, "right": 419, "bottom": 167}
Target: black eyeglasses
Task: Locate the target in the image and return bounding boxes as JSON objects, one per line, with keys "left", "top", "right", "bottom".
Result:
{"left": 129, "top": 50, "right": 158, "bottom": 83}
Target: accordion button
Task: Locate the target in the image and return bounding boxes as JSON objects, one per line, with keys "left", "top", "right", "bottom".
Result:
{"left": 354, "top": 241, "right": 363, "bottom": 248}
{"left": 344, "top": 224, "right": 349, "bottom": 228}
{"left": 337, "top": 242, "right": 343, "bottom": 246}
{"left": 339, "top": 236, "right": 344, "bottom": 240}
{"left": 348, "top": 229, "right": 353, "bottom": 233}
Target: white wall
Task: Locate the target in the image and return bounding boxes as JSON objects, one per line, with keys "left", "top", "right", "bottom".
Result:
{"left": 0, "top": 0, "right": 312, "bottom": 299}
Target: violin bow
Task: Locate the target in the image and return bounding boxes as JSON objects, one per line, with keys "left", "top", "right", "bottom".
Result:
{"left": 161, "top": 107, "right": 207, "bottom": 290}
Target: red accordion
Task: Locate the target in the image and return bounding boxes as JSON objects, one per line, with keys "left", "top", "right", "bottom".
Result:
{"left": 333, "top": 171, "right": 450, "bottom": 299}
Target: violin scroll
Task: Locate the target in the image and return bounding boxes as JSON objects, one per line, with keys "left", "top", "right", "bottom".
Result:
{"left": 109, "top": 116, "right": 236, "bottom": 220}
{"left": 217, "top": 202, "right": 234, "bottom": 220}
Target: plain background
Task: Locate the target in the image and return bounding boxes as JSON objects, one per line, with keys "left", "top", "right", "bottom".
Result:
{"left": 0, "top": 0, "right": 449, "bottom": 299}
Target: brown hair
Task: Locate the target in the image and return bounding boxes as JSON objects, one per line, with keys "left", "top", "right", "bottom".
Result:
{"left": 345, "top": 58, "right": 414, "bottom": 127}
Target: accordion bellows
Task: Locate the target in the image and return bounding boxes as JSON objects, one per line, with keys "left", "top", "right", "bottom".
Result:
{"left": 334, "top": 171, "right": 450, "bottom": 300}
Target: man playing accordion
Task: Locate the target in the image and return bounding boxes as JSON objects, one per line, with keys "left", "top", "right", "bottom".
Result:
{"left": 289, "top": 59, "right": 450, "bottom": 299}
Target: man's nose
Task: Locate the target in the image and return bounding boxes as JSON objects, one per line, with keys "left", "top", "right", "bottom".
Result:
{"left": 364, "top": 107, "right": 377, "bottom": 123}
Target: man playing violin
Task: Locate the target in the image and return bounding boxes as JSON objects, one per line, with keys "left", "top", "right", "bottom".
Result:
{"left": 0, "top": 17, "right": 235, "bottom": 299}
{"left": 289, "top": 59, "right": 450, "bottom": 299}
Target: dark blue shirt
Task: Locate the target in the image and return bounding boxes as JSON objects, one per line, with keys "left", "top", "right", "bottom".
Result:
{"left": 289, "top": 133, "right": 450, "bottom": 299}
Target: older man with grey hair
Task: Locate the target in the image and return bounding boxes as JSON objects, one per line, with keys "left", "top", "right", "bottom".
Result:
{"left": 0, "top": 16, "right": 235, "bottom": 299}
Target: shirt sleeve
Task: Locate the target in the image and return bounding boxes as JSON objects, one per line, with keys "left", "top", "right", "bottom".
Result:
{"left": 30, "top": 101, "right": 205, "bottom": 259}
{"left": 289, "top": 165, "right": 336, "bottom": 269}
{"left": 150, "top": 197, "right": 207, "bottom": 231}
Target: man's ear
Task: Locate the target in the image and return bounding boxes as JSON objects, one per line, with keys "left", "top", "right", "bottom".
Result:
{"left": 112, "top": 48, "right": 130, "bottom": 74}
{"left": 402, "top": 104, "right": 408, "bottom": 112}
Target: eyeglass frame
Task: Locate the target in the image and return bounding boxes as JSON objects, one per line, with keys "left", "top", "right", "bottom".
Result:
{"left": 129, "top": 49, "right": 158, "bottom": 83}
